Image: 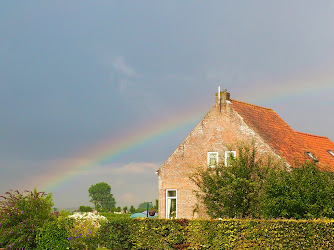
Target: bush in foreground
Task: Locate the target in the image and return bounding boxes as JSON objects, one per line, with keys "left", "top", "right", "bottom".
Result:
{"left": 0, "top": 189, "right": 55, "bottom": 249}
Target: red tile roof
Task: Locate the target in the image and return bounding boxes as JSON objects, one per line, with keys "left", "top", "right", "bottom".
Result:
{"left": 230, "top": 99, "right": 311, "bottom": 167}
{"left": 297, "top": 132, "right": 334, "bottom": 170}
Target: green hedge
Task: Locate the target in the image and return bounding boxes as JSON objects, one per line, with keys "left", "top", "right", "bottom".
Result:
{"left": 98, "top": 218, "right": 334, "bottom": 249}
{"left": 36, "top": 220, "right": 71, "bottom": 250}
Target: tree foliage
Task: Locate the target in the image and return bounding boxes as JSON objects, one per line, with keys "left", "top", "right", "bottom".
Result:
{"left": 0, "top": 189, "right": 55, "bottom": 249}
{"left": 137, "top": 202, "right": 153, "bottom": 212}
{"left": 262, "top": 162, "right": 334, "bottom": 219}
{"left": 191, "top": 142, "right": 272, "bottom": 218}
{"left": 79, "top": 205, "right": 93, "bottom": 212}
{"left": 192, "top": 142, "right": 334, "bottom": 219}
{"left": 88, "top": 182, "right": 116, "bottom": 210}
{"left": 129, "top": 205, "right": 136, "bottom": 214}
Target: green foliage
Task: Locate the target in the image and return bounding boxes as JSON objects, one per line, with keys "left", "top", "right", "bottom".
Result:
{"left": 99, "top": 218, "right": 133, "bottom": 249}
{"left": 191, "top": 143, "right": 272, "bottom": 218}
{"left": 137, "top": 202, "right": 153, "bottom": 212}
{"left": 186, "top": 219, "right": 334, "bottom": 249}
{"left": 79, "top": 205, "right": 93, "bottom": 212}
{"left": 123, "top": 206, "right": 128, "bottom": 213}
{"left": 263, "top": 162, "right": 334, "bottom": 219}
{"left": 153, "top": 199, "right": 159, "bottom": 210}
{"left": 100, "top": 212, "right": 130, "bottom": 220}
{"left": 129, "top": 205, "right": 136, "bottom": 214}
{"left": 99, "top": 218, "right": 188, "bottom": 249}
{"left": 192, "top": 141, "right": 334, "bottom": 220}
{"left": 58, "top": 209, "right": 71, "bottom": 218}
{"left": 0, "top": 189, "right": 55, "bottom": 249}
{"left": 67, "top": 212, "right": 108, "bottom": 249}
{"left": 88, "top": 182, "right": 116, "bottom": 210}
{"left": 97, "top": 218, "right": 334, "bottom": 249}
{"left": 36, "top": 220, "right": 69, "bottom": 249}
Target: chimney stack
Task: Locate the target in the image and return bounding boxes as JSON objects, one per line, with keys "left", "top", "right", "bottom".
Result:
{"left": 215, "top": 89, "right": 230, "bottom": 104}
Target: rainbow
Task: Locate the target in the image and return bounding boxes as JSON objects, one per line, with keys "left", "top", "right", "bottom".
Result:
{"left": 244, "top": 69, "right": 334, "bottom": 105}
{"left": 36, "top": 73, "right": 334, "bottom": 192}
{"left": 39, "top": 104, "right": 209, "bottom": 192}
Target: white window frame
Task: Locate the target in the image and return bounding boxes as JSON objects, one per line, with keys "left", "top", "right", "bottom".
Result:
{"left": 306, "top": 152, "right": 318, "bottom": 161}
{"left": 225, "top": 151, "right": 236, "bottom": 166}
{"left": 207, "top": 152, "right": 218, "bottom": 167}
{"left": 166, "top": 189, "right": 177, "bottom": 219}
{"left": 327, "top": 150, "right": 334, "bottom": 157}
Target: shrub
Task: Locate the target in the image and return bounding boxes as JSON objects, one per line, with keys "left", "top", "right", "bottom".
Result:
{"left": 79, "top": 205, "right": 93, "bottom": 212}
{"left": 67, "top": 212, "right": 108, "bottom": 249}
{"left": 99, "top": 218, "right": 133, "bottom": 250}
{"left": 263, "top": 162, "right": 334, "bottom": 219}
{"left": 98, "top": 218, "right": 334, "bottom": 249}
{"left": 0, "top": 189, "right": 55, "bottom": 249}
{"left": 36, "top": 220, "right": 69, "bottom": 249}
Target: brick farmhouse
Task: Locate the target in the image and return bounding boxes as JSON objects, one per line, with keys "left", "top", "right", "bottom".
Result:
{"left": 157, "top": 90, "right": 334, "bottom": 219}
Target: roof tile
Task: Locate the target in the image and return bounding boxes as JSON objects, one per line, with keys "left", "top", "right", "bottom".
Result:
{"left": 230, "top": 99, "right": 311, "bottom": 167}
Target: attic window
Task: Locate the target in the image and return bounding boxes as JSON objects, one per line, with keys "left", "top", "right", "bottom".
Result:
{"left": 327, "top": 150, "right": 334, "bottom": 157}
{"left": 207, "top": 152, "right": 218, "bottom": 167}
{"left": 306, "top": 152, "right": 318, "bottom": 162}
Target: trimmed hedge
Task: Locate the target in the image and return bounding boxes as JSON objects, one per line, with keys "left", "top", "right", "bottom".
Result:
{"left": 36, "top": 220, "right": 71, "bottom": 250}
{"left": 99, "top": 218, "right": 334, "bottom": 249}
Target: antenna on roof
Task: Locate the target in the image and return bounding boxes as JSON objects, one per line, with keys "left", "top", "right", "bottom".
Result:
{"left": 218, "top": 86, "right": 222, "bottom": 112}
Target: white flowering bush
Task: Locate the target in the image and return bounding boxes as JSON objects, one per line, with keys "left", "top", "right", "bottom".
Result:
{"left": 67, "top": 212, "right": 108, "bottom": 249}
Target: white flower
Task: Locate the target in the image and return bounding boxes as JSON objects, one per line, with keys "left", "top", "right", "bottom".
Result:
{"left": 68, "top": 212, "right": 108, "bottom": 228}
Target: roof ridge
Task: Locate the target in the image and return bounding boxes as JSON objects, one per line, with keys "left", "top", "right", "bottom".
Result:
{"left": 230, "top": 99, "right": 273, "bottom": 111}
{"left": 296, "top": 131, "right": 329, "bottom": 139}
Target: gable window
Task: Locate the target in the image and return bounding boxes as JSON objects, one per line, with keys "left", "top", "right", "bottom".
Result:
{"left": 328, "top": 150, "right": 334, "bottom": 157}
{"left": 306, "top": 152, "right": 318, "bottom": 162}
{"left": 166, "top": 189, "right": 177, "bottom": 219}
{"left": 207, "top": 152, "right": 218, "bottom": 167}
{"left": 225, "top": 151, "right": 236, "bottom": 166}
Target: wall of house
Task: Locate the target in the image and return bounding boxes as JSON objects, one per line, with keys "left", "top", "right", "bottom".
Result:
{"left": 158, "top": 101, "right": 279, "bottom": 219}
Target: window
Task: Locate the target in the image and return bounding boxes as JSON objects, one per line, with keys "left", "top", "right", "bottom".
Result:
{"left": 306, "top": 152, "right": 318, "bottom": 162}
{"left": 225, "top": 151, "right": 236, "bottom": 166}
{"left": 207, "top": 152, "right": 218, "bottom": 167}
{"left": 166, "top": 189, "right": 177, "bottom": 219}
{"left": 327, "top": 150, "right": 334, "bottom": 157}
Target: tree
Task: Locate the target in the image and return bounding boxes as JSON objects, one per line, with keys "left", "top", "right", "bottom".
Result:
{"left": 191, "top": 142, "right": 274, "bottom": 218}
{"left": 137, "top": 202, "right": 153, "bottom": 212}
{"left": 153, "top": 199, "right": 158, "bottom": 210}
{"left": 129, "top": 205, "right": 136, "bottom": 214}
{"left": 88, "top": 182, "right": 116, "bottom": 210}
{"left": 123, "top": 206, "right": 128, "bottom": 213}
{"left": 262, "top": 162, "right": 334, "bottom": 219}
{"left": 79, "top": 205, "right": 93, "bottom": 212}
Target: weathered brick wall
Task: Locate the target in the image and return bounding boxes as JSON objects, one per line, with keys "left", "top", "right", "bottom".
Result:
{"left": 158, "top": 101, "right": 279, "bottom": 219}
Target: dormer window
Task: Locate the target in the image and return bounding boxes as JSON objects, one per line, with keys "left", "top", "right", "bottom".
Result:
{"left": 207, "top": 152, "right": 218, "bottom": 167}
{"left": 306, "top": 152, "right": 318, "bottom": 162}
{"left": 327, "top": 150, "right": 334, "bottom": 157}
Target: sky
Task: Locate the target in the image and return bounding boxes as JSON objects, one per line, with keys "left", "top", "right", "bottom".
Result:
{"left": 1, "top": 1, "right": 334, "bottom": 209}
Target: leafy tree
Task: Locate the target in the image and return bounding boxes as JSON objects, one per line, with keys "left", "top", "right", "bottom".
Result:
{"left": 137, "top": 202, "right": 153, "bottom": 212}
{"left": 0, "top": 189, "right": 55, "bottom": 249}
{"left": 129, "top": 205, "right": 136, "bottom": 214}
{"left": 262, "top": 162, "right": 334, "bottom": 219}
{"left": 88, "top": 182, "right": 116, "bottom": 210}
{"left": 79, "top": 205, "right": 93, "bottom": 212}
{"left": 122, "top": 206, "right": 128, "bottom": 213}
{"left": 115, "top": 206, "right": 121, "bottom": 212}
{"left": 191, "top": 142, "right": 274, "bottom": 218}
{"left": 153, "top": 199, "right": 158, "bottom": 210}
